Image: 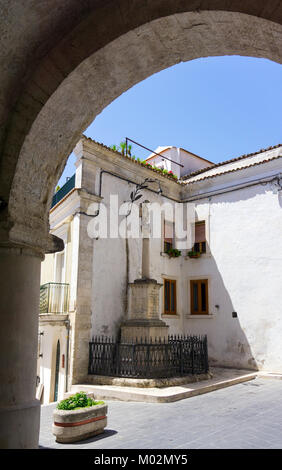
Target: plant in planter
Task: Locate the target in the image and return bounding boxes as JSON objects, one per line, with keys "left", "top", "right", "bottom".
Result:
{"left": 110, "top": 141, "right": 136, "bottom": 159}
{"left": 166, "top": 247, "right": 182, "bottom": 258}
{"left": 52, "top": 392, "right": 107, "bottom": 443}
{"left": 187, "top": 250, "right": 201, "bottom": 259}
{"left": 152, "top": 165, "right": 162, "bottom": 173}
{"left": 168, "top": 170, "right": 178, "bottom": 180}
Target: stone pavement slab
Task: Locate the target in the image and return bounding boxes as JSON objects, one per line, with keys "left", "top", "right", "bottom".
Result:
{"left": 39, "top": 375, "right": 282, "bottom": 450}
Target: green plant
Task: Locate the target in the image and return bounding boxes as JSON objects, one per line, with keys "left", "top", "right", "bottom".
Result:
{"left": 168, "top": 170, "right": 178, "bottom": 179}
{"left": 153, "top": 166, "right": 163, "bottom": 173}
{"left": 57, "top": 392, "right": 104, "bottom": 411}
{"left": 110, "top": 141, "right": 136, "bottom": 159}
{"left": 166, "top": 247, "right": 181, "bottom": 258}
{"left": 187, "top": 250, "right": 201, "bottom": 258}
{"left": 119, "top": 141, "right": 126, "bottom": 155}
{"left": 110, "top": 144, "right": 119, "bottom": 152}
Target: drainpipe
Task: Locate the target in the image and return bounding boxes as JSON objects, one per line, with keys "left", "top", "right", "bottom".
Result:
{"left": 64, "top": 319, "right": 70, "bottom": 393}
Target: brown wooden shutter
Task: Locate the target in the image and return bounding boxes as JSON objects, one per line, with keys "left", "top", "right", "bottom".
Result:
{"left": 164, "top": 220, "right": 174, "bottom": 242}
{"left": 190, "top": 279, "right": 208, "bottom": 315}
{"left": 195, "top": 221, "right": 205, "bottom": 243}
{"left": 164, "top": 279, "right": 177, "bottom": 314}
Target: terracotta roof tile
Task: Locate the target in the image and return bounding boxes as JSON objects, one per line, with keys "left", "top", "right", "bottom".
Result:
{"left": 183, "top": 153, "right": 282, "bottom": 184}
{"left": 181, "top": 144, "right": 282, "bottom": 182}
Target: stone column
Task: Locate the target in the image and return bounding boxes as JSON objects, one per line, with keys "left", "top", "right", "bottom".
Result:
{"left": 0, "top": 245, "right": 42, "bottom": 448}
{"left": 141, "top": 237, "right": 150, "bottom": 279}
{"left": 121, "top": 202, "right": 169, "bottom": 342}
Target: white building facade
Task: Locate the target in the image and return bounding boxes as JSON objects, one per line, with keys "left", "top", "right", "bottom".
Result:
{"left": 38, "top": 137, "right": 282, "bottom": 404}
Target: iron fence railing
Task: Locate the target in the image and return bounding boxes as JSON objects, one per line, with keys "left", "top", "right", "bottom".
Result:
{"left": 40, "top": 282, "right": 69, "bottom": 314}
{"left": 88, "top": 335, "right": 208, "bottom": 379}
{"left": 51, "top": 174, "right": 75, "bottom": 208}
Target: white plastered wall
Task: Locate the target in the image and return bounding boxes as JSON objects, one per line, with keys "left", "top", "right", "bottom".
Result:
{"left": 182, "top": 184, "right": 282, "bottom": 371}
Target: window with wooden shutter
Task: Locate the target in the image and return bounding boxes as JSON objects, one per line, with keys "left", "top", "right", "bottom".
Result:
{"left": 164, "top": 279, "right": 177, "bottom": 315}
{"left": 193, "top": 221, "right": 206, "bottom": 253}
{"left": 164, "top": 220, "right": 174, "bottom": 253}
{"left": 190, "top": 279, "right": 208, "bottom": 315}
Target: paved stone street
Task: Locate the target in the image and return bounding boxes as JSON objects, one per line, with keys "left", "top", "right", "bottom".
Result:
{"left": 39, "top": 378, "right": 282, "bottom": 450}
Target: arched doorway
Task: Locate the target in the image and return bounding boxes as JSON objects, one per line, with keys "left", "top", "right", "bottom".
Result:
{"left": 54, "top": 340, "right": 60, "bottom": 403}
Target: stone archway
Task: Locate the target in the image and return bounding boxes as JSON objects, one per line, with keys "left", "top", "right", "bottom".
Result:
{"left": 1, "top": 0, "right": 282, "bottom": 449}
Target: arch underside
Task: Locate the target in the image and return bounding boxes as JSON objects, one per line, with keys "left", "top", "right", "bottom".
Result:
{"left": 1, "top": 4, "right": 282, "bottom": 253}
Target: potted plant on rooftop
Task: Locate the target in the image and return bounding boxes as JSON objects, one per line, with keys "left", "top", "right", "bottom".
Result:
{"left": 52, "top": 391, "right": 107, "bottom": 443}
{"left": 168, "top": 170, "right": 178, "bottom": 180}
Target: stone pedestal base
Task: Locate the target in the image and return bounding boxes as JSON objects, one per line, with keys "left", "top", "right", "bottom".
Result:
{"left": 120, "top": 278, "right": 169, "bottom": 342}
{"left": 121, "top": 319, "right": 169, "bottom": 342}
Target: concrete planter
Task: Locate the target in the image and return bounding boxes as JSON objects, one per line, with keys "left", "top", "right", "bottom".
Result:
{"left": 52, "top": 403, "right": 107, "bottom": 443}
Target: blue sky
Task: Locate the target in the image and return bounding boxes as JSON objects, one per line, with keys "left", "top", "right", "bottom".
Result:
{"left": 57, "top": 56, "right": 282, "bottom": 187}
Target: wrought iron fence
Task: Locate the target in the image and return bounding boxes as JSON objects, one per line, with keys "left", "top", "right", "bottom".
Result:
{"left": 88, "top": 335, "right": 208, "bottom": 379}
{"left": 40, "top": 282, "right": 69, "bottom": 314}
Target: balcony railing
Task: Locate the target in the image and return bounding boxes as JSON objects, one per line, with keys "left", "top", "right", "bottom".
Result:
{"left": 51, "top": 174, "right": 75, "bottom": 208}
{"left": 40, "top": 282, "right": 70, "bottom": 314}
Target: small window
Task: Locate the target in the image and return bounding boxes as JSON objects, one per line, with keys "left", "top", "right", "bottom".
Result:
{"left": 164, "top": 279, "right": 177, "bottom": 315}
{"left": 193, "top": 221, "right": 206, "bottom": 253}
{"left": 190, "top": 279, "right": 208, "bottom": 315}
{"left": 164, "top": 220, "right": 174, "bottom": 253}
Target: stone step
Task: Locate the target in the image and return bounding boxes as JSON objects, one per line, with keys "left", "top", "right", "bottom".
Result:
{"left": 257, "top": 371, "right": 282, "bottom": 380}
{"left": 67, "top": 368, "right": 258, "bottom": 403}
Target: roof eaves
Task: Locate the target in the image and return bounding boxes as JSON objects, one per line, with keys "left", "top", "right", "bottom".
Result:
{"left": 145, "top": 146, "right": 173, "bottom": 162}
{"left": 178, "top": 147, "right": 213, "bottom": 164}
{"left": 181, "top": 144, "right": 282, "bottom": 181}
{"left": 183, "top": 154, "right": 282, "bottom": 184}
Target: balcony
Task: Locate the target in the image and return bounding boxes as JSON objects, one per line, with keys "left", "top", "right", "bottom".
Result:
{"left": 40, "top": 282, "right": 70, "bottom": 314}
{"left": 51, "top": 173, "right": 75, "bottom": 208}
